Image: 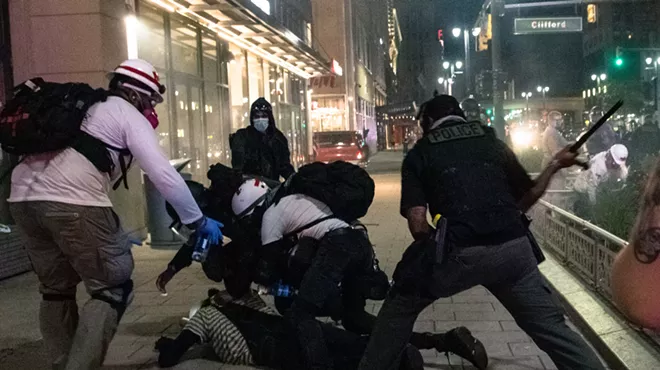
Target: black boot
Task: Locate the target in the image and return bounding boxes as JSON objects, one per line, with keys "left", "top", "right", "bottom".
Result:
{"left": 441, "top": 327, "right": 488, "bottom": 370}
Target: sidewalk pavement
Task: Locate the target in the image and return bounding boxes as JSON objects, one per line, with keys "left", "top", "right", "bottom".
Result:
{"left": 0, "top": 168, "right": 606, "bottom": 369}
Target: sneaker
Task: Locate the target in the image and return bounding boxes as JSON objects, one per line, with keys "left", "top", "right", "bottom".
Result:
{"left": 443, "top": 327, "right": 488, "bottom": 370}
{"left": 400, "top": 344, "right": 424, "bottom": 370}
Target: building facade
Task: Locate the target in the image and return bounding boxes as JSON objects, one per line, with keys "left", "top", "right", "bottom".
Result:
{"left": 309, "top": 0, "right": 388, "bottom": 152}
{"left": 582, "top": 1, "right": 660, "bottom": 114}
{"left": 0, "top": 0, "right": 330, "bottom": 278}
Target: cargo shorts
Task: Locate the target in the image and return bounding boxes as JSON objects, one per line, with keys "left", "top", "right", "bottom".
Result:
{"left": 10, "top": 201, "right": 134, "bottom": 300}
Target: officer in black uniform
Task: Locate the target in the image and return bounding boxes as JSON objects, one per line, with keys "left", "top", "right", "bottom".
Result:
{"left": 460, "top": 97, "right": 481, "bottom": 122}
{"left": 358, "top": 95, "right": 605, "bottom": 370}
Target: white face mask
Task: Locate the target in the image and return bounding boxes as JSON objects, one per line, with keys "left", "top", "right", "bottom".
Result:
{"left": 253, "top": 118, "right": 269, "bottom": 133}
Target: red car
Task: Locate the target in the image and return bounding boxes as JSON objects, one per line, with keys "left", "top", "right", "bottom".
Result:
{"left": 313, "top": 131, "right": 368, "bottom": 166}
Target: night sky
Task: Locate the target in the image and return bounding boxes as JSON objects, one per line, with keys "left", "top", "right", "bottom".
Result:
{"left": 409, "top": 0, "right": 585, "bottom": 97}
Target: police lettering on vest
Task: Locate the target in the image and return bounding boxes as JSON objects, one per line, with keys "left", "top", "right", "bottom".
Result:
{"left": 428, "top": 122, "right": 485, "bottom": 144}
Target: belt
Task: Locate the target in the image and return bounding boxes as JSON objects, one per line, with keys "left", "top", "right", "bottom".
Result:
{"left": 325, "top": 227, "right": 355, "bottom": 238}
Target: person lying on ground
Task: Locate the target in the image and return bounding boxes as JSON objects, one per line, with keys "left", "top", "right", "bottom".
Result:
{"left": 154, "top": 289, "right": 425, "bottom": 370}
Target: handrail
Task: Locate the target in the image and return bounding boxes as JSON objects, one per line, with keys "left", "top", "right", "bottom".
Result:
{"left": 537, "top": 199, "right": 627, "bottom": 248}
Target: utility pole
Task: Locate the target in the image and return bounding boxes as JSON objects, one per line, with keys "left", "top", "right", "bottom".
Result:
{"left": 491, "top": 0, "right": 505, "bottom": 139}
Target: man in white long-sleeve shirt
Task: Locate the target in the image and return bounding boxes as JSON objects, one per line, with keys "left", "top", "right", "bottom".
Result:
{"left": 7, "top": 59, "right": 223, "bottom": 370}
{"left": 573, "top": 144, "right": 629, "bottom": 204}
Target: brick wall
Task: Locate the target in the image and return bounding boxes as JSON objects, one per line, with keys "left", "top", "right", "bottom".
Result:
{"left": 0, "top": 230, "right": 31, "bottom": 280}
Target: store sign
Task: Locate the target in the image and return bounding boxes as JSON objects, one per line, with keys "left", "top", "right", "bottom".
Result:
{"left": 514, "top": 17, "right": 583, "bottom": 35}
{"left": 251, "top": 0, "right": 271, "bottom": 15}
{"left": 309, "top": 75, "right": 337, "bottom": 89}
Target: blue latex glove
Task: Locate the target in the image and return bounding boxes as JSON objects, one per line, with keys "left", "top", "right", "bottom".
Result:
{"left": 194, "top": 217, "right": 224, "bottom": 245}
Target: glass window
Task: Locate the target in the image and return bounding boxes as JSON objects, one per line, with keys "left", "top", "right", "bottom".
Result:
{"left": 220, "top": 87, "right": 232, "bottom": 162}
{"left": 263, "top": 62, "right": 271, "bottom": 101}
{"left": 202, "top": 32, "right": 218, "bottom": 82}
{"left": 205, "top": 83, "right": 227, "bottom": 166}
{"left": 248, "top": 54, "right": 264, "bottom": 102}
{"left": 228, "top": 45, "right": 249, "bottom": 132}
{"left": 189, "top": 85, "right": 207, "bottom": 182}
{"left": 283, "top": 70, "right": 292, "bottom": 103}
{"left": 171, "top": 19, "right": 199, "bottom": 76}
{"left": 137, "top": 5, "right": 167, "bottom": 69}
{"left": 174, "top": 82, "right": 190, "bottom": 160}
{"left": 155, "top": 73, "right": 172, "bottom": 156}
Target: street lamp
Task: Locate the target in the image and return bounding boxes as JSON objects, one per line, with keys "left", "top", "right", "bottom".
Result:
{"left": 644, "top": 57, "right": 660, "bottom": 110}
{"left": 522, "top": 92, "right": 533, "bottom": 119}
{"left": 440, "top": 61, "right": 463, "bottom": 95}
{"left": 590, "top": 73, "right": 606, "bottom": 106}
{"left": 452, "top": 26, "right": 482, "bottom": 95}
{"left": 438, "top": 77, "right": 445, "bottom": 84}
{"left": 537, "top": 86, "right": 549, "bottom": 109}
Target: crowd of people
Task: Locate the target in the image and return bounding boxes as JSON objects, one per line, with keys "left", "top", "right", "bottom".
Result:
{"left": 5, "top": 57, "right": 660, "bottom": 370}
{"left": 538, "top": 105, "right": 660, "bottom": 221}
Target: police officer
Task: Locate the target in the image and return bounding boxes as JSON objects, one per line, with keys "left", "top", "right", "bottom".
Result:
{"left": 358, "top": 95, "right": 605, "bottom": 370}
{"left": 460, "top": 97, "right": 481, "bottom": 122}
{"left": 585, "top": 106, "right": 617, "bottom": 157}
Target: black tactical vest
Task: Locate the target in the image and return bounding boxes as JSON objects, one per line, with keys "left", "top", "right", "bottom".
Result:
{"left": 413, "top": 120, "right": 524, "bottom": 243}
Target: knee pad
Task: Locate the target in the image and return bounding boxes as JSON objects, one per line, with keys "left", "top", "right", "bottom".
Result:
{"left": 42, "top": 293, "right": 76, "bottom": 301}
{"left": 91, "top": 279, "right": 134, "bottom": 321}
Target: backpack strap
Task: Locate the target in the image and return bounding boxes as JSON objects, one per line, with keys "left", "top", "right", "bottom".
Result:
{"left": 104, "top": 142, "right": 132, "bottom": 190}
{"left": 283, "top": 215, "right": 336, "bottom": 240}
{"left": 235, "top": 192, "right": 269, "bottom": 219}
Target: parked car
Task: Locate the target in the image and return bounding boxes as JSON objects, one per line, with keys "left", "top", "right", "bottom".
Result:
{"left": 312, "top": 131, "right": 368, "bottom": 166}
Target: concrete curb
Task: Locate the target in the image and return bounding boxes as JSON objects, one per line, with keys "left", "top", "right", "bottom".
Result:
{"left": 538, "top": 252, "right": 660, "bottom": 370}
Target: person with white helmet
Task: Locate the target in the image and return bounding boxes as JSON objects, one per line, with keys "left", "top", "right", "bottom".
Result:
{"left": 573, "top": 144, "right": 629, "bottom": 206}
{"left": 8, "top": 59, "right": 223, "bottom": 369}
{"left": 156, "top": 175, "right": 276, "bottom": 298}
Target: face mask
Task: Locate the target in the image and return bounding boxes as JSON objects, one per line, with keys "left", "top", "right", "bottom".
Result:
{"left": 143, "top": 107, "right": 160, "bottom": 129}
{"left": 253, "top": 118, "right": 269, "bottom": 133}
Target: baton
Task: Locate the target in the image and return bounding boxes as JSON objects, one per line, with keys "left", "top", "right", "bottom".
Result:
{"left": 570, "top": 100, "right": 624, "bottom": 153}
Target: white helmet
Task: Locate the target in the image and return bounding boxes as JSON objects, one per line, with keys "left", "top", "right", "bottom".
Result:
{"left": 232, "top": 178, "right": 270, "bottom": 218}
{"left": 609, "top": 144, "right": 628, "bottom": 165}
{"left": 107, "top": 59, "right": 166, "bottom": 103}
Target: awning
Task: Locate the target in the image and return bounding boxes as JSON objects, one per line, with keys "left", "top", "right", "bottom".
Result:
{"left": 376, "top": 101, "right": 418, "bottom": 121}
{"left": 148, "top": 0, "right": 333, "bottom": 78}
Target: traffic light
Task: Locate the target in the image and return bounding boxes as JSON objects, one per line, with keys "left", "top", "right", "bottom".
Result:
{"left": 486, "top": 109, "right": 492, "bottom": 115}
{"left": 615, "top": 46, "right": 624, "bottom": 67}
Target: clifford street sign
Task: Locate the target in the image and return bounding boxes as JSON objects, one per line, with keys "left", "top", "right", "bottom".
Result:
{"left": 514, "top": 17, "right": 583, "bottom": 35}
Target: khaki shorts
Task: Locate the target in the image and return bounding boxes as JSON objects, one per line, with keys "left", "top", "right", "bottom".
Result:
{"left": 10, "top": 201, "right": 134, "bottom": 299}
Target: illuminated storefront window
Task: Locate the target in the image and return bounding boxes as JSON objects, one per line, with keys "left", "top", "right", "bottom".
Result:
{"left": 136, "top": 1, "right": 311, "bottom": 181}
{"left": 312, "top": 97, "right": 347, "bottom": 132}
{"left": 228, "top": 45, "right": 248, "bottom": 133}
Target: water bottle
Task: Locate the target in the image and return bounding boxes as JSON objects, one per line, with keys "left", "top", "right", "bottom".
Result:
{"left": 191, "top": 236, "right": 209, "bottom": 263}
{"left": 258, "top": 282, "right": 296, "bottom": 298}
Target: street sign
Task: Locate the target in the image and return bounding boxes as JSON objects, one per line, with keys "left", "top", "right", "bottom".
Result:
{"left": 514, "top": 17, "right": 583, "bottom": 35}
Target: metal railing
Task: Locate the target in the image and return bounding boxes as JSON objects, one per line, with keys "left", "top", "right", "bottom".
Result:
{"left": 530, "top": 198, "right": 660, "bottom": 349}
{"left": 529, "top": 199, "right": 627, "bottom": 300}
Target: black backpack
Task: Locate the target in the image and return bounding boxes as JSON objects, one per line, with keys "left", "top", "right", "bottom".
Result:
{"left": 0, "top": 78, "right": 131, "bottom": 188}
{"left": 286, "top": 161, "right": 375, "bottom": 223}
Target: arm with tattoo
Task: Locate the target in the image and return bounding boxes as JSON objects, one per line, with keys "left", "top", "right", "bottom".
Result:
{"left": 611, "top": 160, "right": 660, "bottom": 329}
